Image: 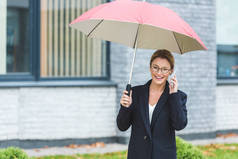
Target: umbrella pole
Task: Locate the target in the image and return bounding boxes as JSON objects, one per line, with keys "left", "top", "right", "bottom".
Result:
{"left": 126, "top": 40, "right": 138, "bottom": 97}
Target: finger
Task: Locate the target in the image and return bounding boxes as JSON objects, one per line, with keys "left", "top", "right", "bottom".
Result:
{"left": 122, "top": 102, "right": 129, "bottom": 106}
{"left": 169, "top": 82, "right": 175, "bottom": 88}
{"left": 122, "top": 98, "right": 130, "bottom": 102}
{"left": 169, "top": 84, "right": 173, "bottom": 90}
{"left": 122, "top": 94, "right": 128, "bottom": 97}
{"left": 171, "top": 78, "right": 177, "bottom": 82}
{"left": 122, "top": 94, "right": 130, "bottom": 99}
{"left": 170, "top": 80, "right": 175, "bottom": 84}
{"left": 125, "top": 102, "right": 130, "bottom": 106}
{"left": 121, "top": 99, "right": 129, "bottom": 104}
{"left": 123, "top": 90, "right": 128, "bottom": 94}
{"left": 121, "top": 99, "right": 130, "bottom": 104}
{"left": 123, "top": 96, "right": 131, "bottom": 100}
{"left": 124, "top": 92, "right": 131, "bottom": 97}
{"left": 122, "top": 102, "right": 129, "bottom": 107}
{"left": 172, "top": 76, "right": 176, "bottom": 80}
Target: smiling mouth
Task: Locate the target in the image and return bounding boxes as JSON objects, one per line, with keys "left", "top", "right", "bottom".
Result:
{"left": 154, "top": 75, "right": 163, "bottom": 80}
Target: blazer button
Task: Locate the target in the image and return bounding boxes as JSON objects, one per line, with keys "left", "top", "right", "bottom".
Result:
{"left": 144, "top": 136, "right": 147, "bottom": 140}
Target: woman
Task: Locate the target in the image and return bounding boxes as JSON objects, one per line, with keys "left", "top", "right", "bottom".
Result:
{"left": 117, "top": 49, "right": 187, "bottom": 159}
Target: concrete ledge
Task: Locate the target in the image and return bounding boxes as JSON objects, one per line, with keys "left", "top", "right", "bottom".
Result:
{"left": 216, "top": 129, "right": 238, "bottom": 135}
{"left": 0, "top": 137, "right": 118, "bottom": 149}
{"left": 177, "top": 131, "right": 217, "bottom": 140}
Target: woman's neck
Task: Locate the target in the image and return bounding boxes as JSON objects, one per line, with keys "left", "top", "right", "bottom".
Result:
{"left": 150, "top": 80, "right": 166, "bottom": 93}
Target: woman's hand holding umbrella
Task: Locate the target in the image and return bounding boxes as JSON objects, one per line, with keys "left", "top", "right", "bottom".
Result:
{"left": 120, "top": 90, "right": 132, "bottom": 108}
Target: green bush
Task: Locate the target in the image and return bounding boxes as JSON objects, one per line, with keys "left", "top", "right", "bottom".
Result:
{"left": 0, "top": 147, "right": 29, "bottom": 159}
{"left": 176, "top": 136, "right": 205, "bottom": 159}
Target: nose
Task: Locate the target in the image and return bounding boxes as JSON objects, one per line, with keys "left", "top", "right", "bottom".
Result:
{"left": 154, "top": 69, "right": 163, "bottom": 75}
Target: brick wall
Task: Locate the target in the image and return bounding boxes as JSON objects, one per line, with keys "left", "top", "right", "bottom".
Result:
{"left": 216, "top": 86, "right": 238, "bottom": 131}
{"left": 0, "top": 87, "right": 117, "bottom": 140}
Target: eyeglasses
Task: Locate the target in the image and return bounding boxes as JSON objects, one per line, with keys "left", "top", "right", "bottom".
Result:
{"left": 151, "top": 65, "right": 171, "bottom": 74}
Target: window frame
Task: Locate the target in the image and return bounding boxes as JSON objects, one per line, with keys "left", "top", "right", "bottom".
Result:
{"left": 0, "top": 0, "right": 111, "bottom": 83}
{"left": 217, "top": 44, "right": 238, "bottom": 85}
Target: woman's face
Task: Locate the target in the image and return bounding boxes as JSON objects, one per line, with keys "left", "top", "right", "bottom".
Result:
{"left": 150, "top": 57, "right": 173, "bottom": 86}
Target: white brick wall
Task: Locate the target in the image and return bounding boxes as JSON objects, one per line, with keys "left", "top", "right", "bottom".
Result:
{"left": 0, "top": 89, "right": 19, "bottom": 140}
{"left": 216, "top": 85, "right": 238, "bottom": 131}
{"left": 0, "top": 86, "right": 117, "bottom": 140}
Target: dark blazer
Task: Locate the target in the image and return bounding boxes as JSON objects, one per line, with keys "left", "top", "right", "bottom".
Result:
{"left": 117, "top": 79, "right": 187, "bottom": 159}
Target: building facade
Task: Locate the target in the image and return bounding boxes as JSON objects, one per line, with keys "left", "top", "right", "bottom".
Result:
{"left": 0, "top": 0, "right": 237, "bottom": 149}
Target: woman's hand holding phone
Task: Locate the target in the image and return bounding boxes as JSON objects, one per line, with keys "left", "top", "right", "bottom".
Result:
{"left": 120, "top": 90, "right": 132, "bottom": 107}
{"left": 169, "top": 73, "right": 178, "bottom": 94}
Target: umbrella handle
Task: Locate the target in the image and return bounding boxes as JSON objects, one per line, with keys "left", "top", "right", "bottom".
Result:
{"left": 126, "top": 84, "right": 131, "bottom": 97}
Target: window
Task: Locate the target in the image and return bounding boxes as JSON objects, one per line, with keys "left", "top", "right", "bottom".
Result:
{"left": 216, "top": 0, "right": 238, "bottom": 81}
{"left": 0, "top": 0, "right": 30, "bottom": 75}
{"left": 217, "top": 45, "right": 238, "bottom": 79}
{"left": 40, "top": 0, "right": 108, "bottom": 78}
{"left": 0, "top": 0, "right": 109, "bottom": 82}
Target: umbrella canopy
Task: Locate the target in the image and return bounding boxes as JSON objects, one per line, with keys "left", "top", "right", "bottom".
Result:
{"left": 70, "top": 0, "right": 207, "bottom": 54}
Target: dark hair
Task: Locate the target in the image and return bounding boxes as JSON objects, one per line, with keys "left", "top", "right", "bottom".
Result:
{"left": 150, "top": 49, "right": 175, "bottom": 70}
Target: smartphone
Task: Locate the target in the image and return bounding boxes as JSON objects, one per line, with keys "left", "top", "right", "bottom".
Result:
{"left": 168, "top": 68, "right": 176, "bottom": 87}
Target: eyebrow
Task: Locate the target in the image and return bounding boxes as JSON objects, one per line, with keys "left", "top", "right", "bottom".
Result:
{"left": 152, "top": 64, "right": 170, "bottom": 69}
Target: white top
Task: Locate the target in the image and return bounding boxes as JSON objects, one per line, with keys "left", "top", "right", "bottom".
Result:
{"left": 149, "top": 104, "right": 156, "bottom": 124}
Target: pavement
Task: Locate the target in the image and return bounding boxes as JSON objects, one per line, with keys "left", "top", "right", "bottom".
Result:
{"left": 23, "top": 137, "right": 238, "bottom": 157}
{"left": 23, "top": 143, "right": 128, "bottom": 157}
{"left": 187, "top": 136, "right": 238, "bottom": 145}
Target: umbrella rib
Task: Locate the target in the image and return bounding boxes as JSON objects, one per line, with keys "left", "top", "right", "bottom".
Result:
{"left": 87, "top": 19, "right": 104, "bottom": 38}
{"left": 172, "top": 32, "right": 183, "bottom": 54}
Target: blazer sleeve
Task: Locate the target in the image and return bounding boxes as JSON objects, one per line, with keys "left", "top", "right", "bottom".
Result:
{"left": 116, "top": 87, "right": 135, "bottom": 131}
{"left": 168, "top": 90, "right": 188, "bottom": 131}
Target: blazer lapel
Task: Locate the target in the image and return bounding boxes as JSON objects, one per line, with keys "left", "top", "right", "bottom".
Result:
{"left": 150, "top": 80, "right": 169, "bottom": 130}
{"left": 139, "top": 79, "right": 152, "bottom": 140}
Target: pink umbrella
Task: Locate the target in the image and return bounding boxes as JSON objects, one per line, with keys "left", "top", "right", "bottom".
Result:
{"left": 70, "top": 0, "right": 207, "bottom": 95}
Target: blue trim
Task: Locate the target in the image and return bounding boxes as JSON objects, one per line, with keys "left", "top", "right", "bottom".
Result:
{"left": 34, "top": 0, "right": 41, "bottom": 81}
{"left": 0, "top": 73, "right": 34, "bottom": 81}
{"left": 217, "top": 79, "right": 238, "bottom": 85}
{"left": 106, "top": 41, "right": 111, "bottom": 79}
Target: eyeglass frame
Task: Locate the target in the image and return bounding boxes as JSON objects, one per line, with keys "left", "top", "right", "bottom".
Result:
{"left": 150, "top": 64, "right": 172, "bottom": 74}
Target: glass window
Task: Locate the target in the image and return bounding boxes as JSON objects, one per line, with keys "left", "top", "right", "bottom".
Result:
{"left": 216, "top": 0, "right": 238, "bottom": 80}
{"left": 0, "top": 0, "right": 30, "bottom": 75}
{"left": 40, "top": 0, "right": 108, "bottom": 78}
{"left": 0, "top": 0, "right": 109, "bottom": 81}
{"left": 217, "top": 45, "right": 238, "bottom": 78}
